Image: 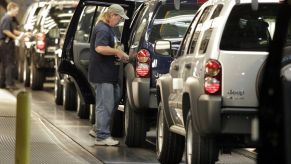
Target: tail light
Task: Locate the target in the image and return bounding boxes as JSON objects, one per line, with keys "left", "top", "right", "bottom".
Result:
{"left": 204, "top": 59, "right": 221, "bottom": 95}
{"left": 36, "top": 32, "right": 46, "bottom": 51}
{"left": 136, "top": 49, "right": 150, "bottom": 77}
{"left": 198, "top": 0, "right": 207, "bottom": 4}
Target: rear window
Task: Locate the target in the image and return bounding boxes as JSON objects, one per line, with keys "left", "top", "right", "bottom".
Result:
{"left": 149, "top": 4, "right": 198, "bottom": 43}
{"left": 49, "top": 5, "right": 76, "bottom": 29}
{"left": 220, "top": 4, "right": 278, "bottom": 51}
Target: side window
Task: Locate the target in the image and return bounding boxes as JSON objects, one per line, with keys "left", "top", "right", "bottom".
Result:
{"left": 149, "top": 4, "right": 196, "bottom": 44}
{"left": 282, "top": 17, "right": 291, "bottom": 65}
{"left": 177, "top": 10, "right": 201, "bottom": 57}
{"left": 198, "top": 5, "right": 223, "bottom": 54}
{"left": 199, "top": 28, "right": 212, "bottom": 54}
{"left": 74, "top": 6, "right": 99, "bottom": 42}
{"left": 220, "top": 4, "right": 278, "bottom": 51}
{"left": 198, "top": 6, "right": 212, "bottom": 24}
{"left": 187, "top": 5, "right": 213, "bottom": 54}
{"left": 129, "top": 6, "right": 149, "bottom": 46}
{"left": 211, "top": 4, "right": 223, "bottom": 19}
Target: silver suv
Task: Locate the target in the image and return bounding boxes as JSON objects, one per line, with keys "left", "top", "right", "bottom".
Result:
{"left": 155, "top": 0, "right": 279, "bottom": 163}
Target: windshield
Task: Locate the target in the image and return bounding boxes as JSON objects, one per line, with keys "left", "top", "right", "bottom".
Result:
{"left": 220, "top": 4, "right": 278, "bottom": 51}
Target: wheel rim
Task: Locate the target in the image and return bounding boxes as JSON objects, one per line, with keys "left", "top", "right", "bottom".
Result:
{"left": 63, "top": 84, "right": 66, "bottom": 104}
{"left": 54, "top": 77, "right": 58, "bottom": 100}
{"left": 186, "top": 118, "right": 193, "bottom": 164}
{"left": 89, "top": 105, "right": 94, "bottom": 122}
{"left": 77, "top": 94, "right": 81, "bottom": 114}
{"left": 23, "top": 59, "right": 27, "bottom": 81}
{"left": 30, "top": 64, "right": 34, "bottom": 86}
{"left": 124, "top": 100, "right": 129, "bottom": 137}
{"left": 157, "top": 108, "right": 164, "bottom": 155}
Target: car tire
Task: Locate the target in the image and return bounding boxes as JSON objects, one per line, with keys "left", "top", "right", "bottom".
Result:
{"left": 156, "top": 102, "right": 184, "bottom": 164}
{"left": 124, "top": 97, "right": 146, "bottom": 147}
{"left": 110, "top": 108, "right": 124, "bottom": 137}
{"left": 63, "top": 81, "right": 77, "bottom": 111}
{"left": 30, "top": 59, "right": 44, "bottom": 90}
{"left": 76, "top": 94, "right": 90, "bottom": 119}
{"left": 186, "top": 113, "right": 219, "bottom": 164}
{"left": 54, "top": 77, "right": 63, "bottom": 105}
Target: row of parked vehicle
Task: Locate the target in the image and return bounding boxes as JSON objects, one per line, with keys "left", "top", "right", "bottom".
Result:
{"left": 18, "top": 0, "right": 285, "bottom": 163}
{"left": 18, "top": 0, "right": 77, "bottom": 90}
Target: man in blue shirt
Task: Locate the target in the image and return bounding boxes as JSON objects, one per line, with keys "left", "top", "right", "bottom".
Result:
{"left": 0, "top": 2, "right": 24, "bottom": 89}
{"left": 88, "top": 4, "right": 129, "bottom": 146}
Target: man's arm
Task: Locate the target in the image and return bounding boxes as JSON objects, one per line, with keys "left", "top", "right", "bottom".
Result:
{"left": 3, "top": 30, "right": 17, "bottom": 40}
{"left": 96, "top": 45, "right": 129, "bottom": 61}
{"left": 13, "top": 29, "right": 21, "bottom": 36}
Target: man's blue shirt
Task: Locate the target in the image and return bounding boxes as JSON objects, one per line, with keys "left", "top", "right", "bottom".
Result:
{"left": 88, "top": 21, "right": 119, "bottom": 84}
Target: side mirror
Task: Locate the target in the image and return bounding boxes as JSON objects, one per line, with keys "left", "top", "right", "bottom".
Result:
{"left": 154, "top": 40, "right": 172, "bottom": 56}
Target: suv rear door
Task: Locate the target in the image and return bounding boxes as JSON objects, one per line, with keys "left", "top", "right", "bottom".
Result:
{"left": 219, "top": 4, "right": 278, "bottom": 107}
{"left": 59, "top": 0, "right": 138, "bottom": 104}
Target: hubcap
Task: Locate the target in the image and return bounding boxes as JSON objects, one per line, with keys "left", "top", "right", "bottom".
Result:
{"left": 186, "top": 119, "right": 193, "bottom": 164}
{"left": 124, "top": 101, "right": 129, "bottom": 137}
{"left": 157, "top": 109, "right": 164, "bottom": 155}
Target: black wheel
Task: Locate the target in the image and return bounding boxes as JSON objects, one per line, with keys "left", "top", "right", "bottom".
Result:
{"left": 63, "top": 81, "right": 77, "bottom": 111}
{"left": 110, "top": 107, "right": 124, "bottom": 137}
{"left": 89, "top": 104, "right": 95, "bottom": 124}
{"left": 124, "top": 97, "right": 146, "bottom": 147}
{"left": 54, "top": 77, "right": 63, "bottom": 105}
{"left": 30, "top": 59, "right": 44, "bottom": 90}
{"left": 156, "top": 102, "right": 184, "bottom": 164}
{"left": 23, "top": 57, "right": 30, "bottom": 87}
{"left": 186, "top": 113, "right": 219, "bottom": 164}
{"left": 76, "top": 94, "right": 90, "bottom": 119}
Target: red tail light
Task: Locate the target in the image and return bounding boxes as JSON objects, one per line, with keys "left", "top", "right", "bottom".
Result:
{"left": 204, "top": 59, "right": 221, "bottom": 95}
{"left": 136, "top": 49, "right": 150, "bottom": 77}
{"left": 198, "top": 0, "right": 207, "bottom": 4}
{"left": 36, "top": 32, "right": 46, "bottom": 51}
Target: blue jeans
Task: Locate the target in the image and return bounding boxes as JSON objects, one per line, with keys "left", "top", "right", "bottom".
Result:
{"left": 92, "top": 83, "right": 120, "bottom": 139}
{"left": 0, "top": 41, "right": 15, "bottom": 87}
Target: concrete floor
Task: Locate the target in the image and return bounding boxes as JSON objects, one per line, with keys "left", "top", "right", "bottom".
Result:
{"left": 0, "top": 86, "right": 257, "bottom": 164}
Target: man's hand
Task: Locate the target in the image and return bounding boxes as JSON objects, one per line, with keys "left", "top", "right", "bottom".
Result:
{"left": 115, "top": 49, "right": 129, "bottom": 63}
{"left": 24, "top": 32, "right": 32, "bottom": 38}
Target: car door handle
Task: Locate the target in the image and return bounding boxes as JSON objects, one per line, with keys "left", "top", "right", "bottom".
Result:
{"left": 185, "top": 63, "right": 191, "bottom": 69}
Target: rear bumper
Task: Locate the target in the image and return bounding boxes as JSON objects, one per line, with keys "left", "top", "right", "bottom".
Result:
{"left": 197, "top": 95, "right": 257, "bottom": 135}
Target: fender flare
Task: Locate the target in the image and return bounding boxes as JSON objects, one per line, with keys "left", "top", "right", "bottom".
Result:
{"left": 184, "top": 77, "right": 203, "bottom": 133}
{"left": 124, "top": 63, "right": 137, "bottom": 110}
{"left": 156, "top": 74, "right": 174, "bottom": 128}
